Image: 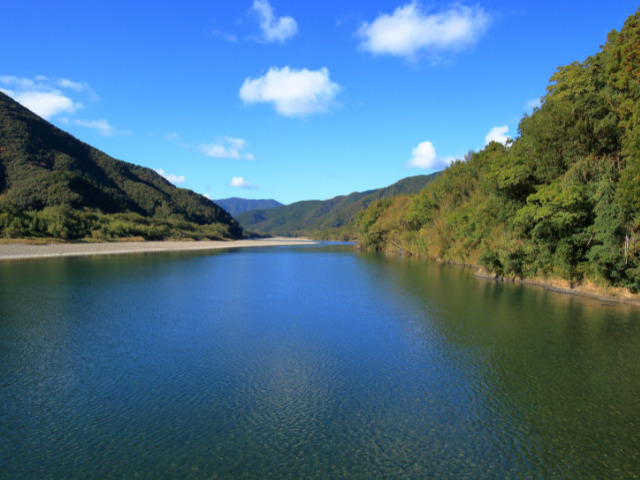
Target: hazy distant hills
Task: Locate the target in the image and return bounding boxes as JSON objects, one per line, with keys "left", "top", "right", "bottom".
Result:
{"left": 237, "top": 174, "right": 439, "bottom": 239}
{"left": 214, "top": 197, "right": 283, "bottom": 217}
{"left": 0, "top": 91, "right": 242, "bottom": 239}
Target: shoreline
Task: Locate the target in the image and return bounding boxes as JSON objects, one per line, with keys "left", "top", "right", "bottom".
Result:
{"left": 386, "top": 247, "right": 640, "bottom": 309}
{"left": 4, "top": 236, "right": 638, "bottom": 308}
{"left": 0, "top": 238, "right": 316, "bottom": 261}
{"left": 474, "top": 269, "right": 640, "bottom": 309}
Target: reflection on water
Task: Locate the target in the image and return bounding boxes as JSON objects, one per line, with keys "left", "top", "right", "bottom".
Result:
{"left": 1, "top": 245, "right": 639, "bottom": 478}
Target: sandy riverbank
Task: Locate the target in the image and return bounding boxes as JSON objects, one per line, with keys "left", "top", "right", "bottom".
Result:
{"left": 0, "top": 238, "right": 316, "bottom": 261}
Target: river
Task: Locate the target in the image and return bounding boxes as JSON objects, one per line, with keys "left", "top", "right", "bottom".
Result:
{"left": 1, "top": 243, "right": 639, "bottom": 478}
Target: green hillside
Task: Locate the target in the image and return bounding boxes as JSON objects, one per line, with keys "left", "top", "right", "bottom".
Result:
{"left": 356, "top": 8, "right": 640, "bottom": 293}
{"left": 0, "top": 92, "right": 242, "bottom": 240}
{"left": 214, "top": 197, "right": 283, "bottom": 217}
{"left": 237, "top": 173, "right": 439, "bottom": 239}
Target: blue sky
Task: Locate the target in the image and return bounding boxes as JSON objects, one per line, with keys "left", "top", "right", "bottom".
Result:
{"left": 1, "top": 1, "right": 638, "bottom": 204}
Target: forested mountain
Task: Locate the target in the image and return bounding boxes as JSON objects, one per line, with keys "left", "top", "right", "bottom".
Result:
{"left": 357, "top": 8, "right": 640, "bottom": 293}
{"left": 0, "top": 92, "right": 242, "bottom": 240}
{"left": 237, "top": 174, "right": 439, "bottom": 239}
{"left": 214, "top": 197, "right": 283, "bottom": 217}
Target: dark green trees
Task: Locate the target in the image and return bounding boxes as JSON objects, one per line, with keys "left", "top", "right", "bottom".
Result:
{"left": 357, "top": 7, "right": 640, "bottom": 293}
{"left": 0, "top": 92, "right": 243, "bottom": 241}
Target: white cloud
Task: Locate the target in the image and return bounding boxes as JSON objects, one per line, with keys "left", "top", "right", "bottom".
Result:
{"left": 10, "top": 90, "right": 78, "bottom": 119}
{"left": 0, "top": 76, "right": 96, "bottom": 118}
{"left": 203, "top": 193, "right": 212, "bottom": 200}
{"left": 407, "top": 141, "right": 456, "bottom": 170}
{"left": 229, "top": 177, "right": 257, "bottom": 189}
{"left": 0, "top": 75, "right": 125, "bottom": 136}
{"left": 239, "top": 66, "right": 340, "bottom": 117}
{"left": 74, "top": 119, "right": 129, "bottom": 137}
{"left": 357, "top": 2, "right": 490, "bottom": 59}
{"left": 201, "top": 136, "right": 255, "bottom": 160}
{"left": 251, "top": 0, "right": 298, "bottom": 43}
{"left": 408, "top": 141, "right": 438, "bottom": 169}
{"left": 155, "top": 169, "right": 186, "bottom": 185}
{"left": 484, "top": 125, "right": 510, "bottom": 146}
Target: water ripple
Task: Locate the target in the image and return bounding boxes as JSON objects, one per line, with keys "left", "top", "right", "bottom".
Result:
{"left": 1, "top": 248, "right": 640, "bottom": 478}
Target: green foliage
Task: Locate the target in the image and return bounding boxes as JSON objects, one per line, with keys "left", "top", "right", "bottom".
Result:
{"left": 603, "top": 12, "right": 640, "bottom": 160}
{"left": 355, "top": 7, "right": 640, "bottom": 294}
{"left": 355, "top": 196, "right": 415, "bottom": 252}
{"left": 588, "top": 176, "right": 626, "bottom": 284}
{"left": 479, "top": 249, "right": 503, "bottom": 277}
{"left": 237, "top": 174, "right": 439, "bottom": 239}
{"left": 355, "top": 198, "right": 393, "bottom": 249}
{"left": 0, "top": 91, "right": 243, "bottom": 241}
{"left": 0, "top": 204, "right": 235, "bottom": 241}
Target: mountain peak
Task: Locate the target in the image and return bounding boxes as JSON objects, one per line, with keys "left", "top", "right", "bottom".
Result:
{"left": 213, "top": 197, "right": 284, "bottom": 217}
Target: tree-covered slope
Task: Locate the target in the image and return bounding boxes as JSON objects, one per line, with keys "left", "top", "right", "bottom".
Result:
{"left": 357, "top": 8, "right": 640, "bottom": 293}
{"left": 237, "top": 173, "right": 439, "bottom": 239}
{"left": 0, "top": 92, "right": 242, "bottom": 240}
{"left": 213, "top": 197, "right": 283, "bottom": 217}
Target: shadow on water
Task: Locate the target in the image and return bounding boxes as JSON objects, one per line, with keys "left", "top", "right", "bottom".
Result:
{"left": 356, "top": 251, "right": 640, "bottom": 477}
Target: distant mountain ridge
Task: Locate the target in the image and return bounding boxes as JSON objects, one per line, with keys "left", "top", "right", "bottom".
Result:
{"left": 0, "top": 91, "right": 242, "bottom": 240}
{"left": 214, "top": 197, "right": 283, "bottom": 217}
{"left": 237, "top": 174, "right": 439, "bottom": 239}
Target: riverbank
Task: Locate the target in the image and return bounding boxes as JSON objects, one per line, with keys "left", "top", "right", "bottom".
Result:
{"left": 474, "top": 268, "right": 640, "bottom": 308}
{"left": 0, "top": 238, "right": 316, "bottom": 261}
{"left": 379, "top": 245, "right": 640, "bottom": 309}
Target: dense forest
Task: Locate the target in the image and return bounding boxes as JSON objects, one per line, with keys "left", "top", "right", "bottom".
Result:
{"left": 0, "top": 92, "right": 243, "bottom": 241}
{"left": 357, "top": 8, "right": 640, "bottom": 293}
{"left": 238, "top": 173, "right": 438, "bottom": 240}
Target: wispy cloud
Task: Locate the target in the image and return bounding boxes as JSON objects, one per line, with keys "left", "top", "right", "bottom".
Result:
{"left": 0, "top": 75, "right": 95, "bottom": 96}
{"left": 484, "top": 125, "right": 510, "bottom": 146}
{"left": 251, "top": 0, "right": 297, "bottom": 43}
{"left": 74, "top": 119, "right": 130, "bottom": 137}
{"left": 201, "top": 136, "right": 255, "bottom": 160}
{"left": 239, "top": 66, "right": 340, "bottom": 117}
{"left": 407, "top": 140, "right": 456, "bottom": 170}
{"left": 229, "top": 176, "right": 257, "bottom": 189}
{"left": 525, "top": 97, "right": 541, "bottom": 110}
{"left": 55, "top": 78, "right": 97, "bottom": 98}
{"left": 213, "top": 30, "right": 238, "bottom": 43}
{"left": 357, "top": 2, "right": 490, "bottom": 60}
{"left": 155, "top": 168, "right": 186, "bottom": 185}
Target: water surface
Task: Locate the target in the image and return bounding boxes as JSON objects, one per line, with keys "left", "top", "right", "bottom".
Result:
{"left": 1, "top": 244, "right": 639, "bottom": 478}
